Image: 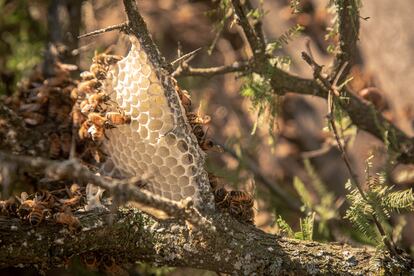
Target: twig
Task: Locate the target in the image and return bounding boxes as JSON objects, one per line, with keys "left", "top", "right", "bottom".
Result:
{"left": 329, "top": 0, "right": 360, "bottom": 83}
{"left": 171, "top": 47, "right": 203, "bottom": 66}
{"left": 301, "top": 53, "right": 398, "bottom": 256}
{"left": 78, "top": 22, "right": 128, "bottom": 39}
{"left": 231, "top": 0, "right": 266, "bottom": 60}
{"left": 0, "top": 152, "right": 207, "bottom": 227}
{"left": 173, "top": 61, "right": 251, "bottom": 78}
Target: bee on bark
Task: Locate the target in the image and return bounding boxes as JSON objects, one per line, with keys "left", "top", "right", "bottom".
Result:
{"left": 55, "top": 206, "right": 81, "bottom": 232}
{"left": 59, "top": 183, "right": 83, "bottom": 208}
{"left": 228, "top": 190, "right": 254, "bottom": 224}
{"left": 187, "top": 112, "right": 211, "bottom": 125}
{"left": 18, "top": 192, "right": 50, "bottom": 226}
{"left": 101, "top": 255, "right": 128, "bottom": 276}
{"left": 81, "top": 252, "right": 101, "bottom": 271}
{"left": 177, "top": 88, "right": 192, "bottom": 112}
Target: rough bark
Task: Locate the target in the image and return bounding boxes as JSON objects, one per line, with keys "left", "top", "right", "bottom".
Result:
{"left": 0, "top": 207, "right": 412, "bottom": 275}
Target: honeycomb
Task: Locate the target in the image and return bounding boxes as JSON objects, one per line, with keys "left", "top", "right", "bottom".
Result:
{"left": 100, "top": 36, "right": 211, "bottom": 204}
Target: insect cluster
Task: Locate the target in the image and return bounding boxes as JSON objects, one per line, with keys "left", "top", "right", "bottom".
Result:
{"left": 71, "top": 51, "right": 131, "bottom": 164}
{"left": 3, "top": 61, "right": 77, "bottom": 159}
{"left": 0, "top": 184, "right": 84, "bottom": 232}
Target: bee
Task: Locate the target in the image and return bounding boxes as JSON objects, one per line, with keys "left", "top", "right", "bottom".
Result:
{"left": 88, "top": 112, "right": 107, "bottom": 127}
{"left": 49, "top": 133, "right": 61, "bottom": 159}
{"left": 187, "top": 113, "right": 211, "bottom": 125}
{"left": 81, "top": 92, "right": 112, "bottom": 113}
{"left": 81, "top": 252, "right": 100, "bottom": 271}
{"left": 55, "top": 207, "right": 81, "bottom": 233}
{"left": 177, "top": 88, "right": 191, "bottom": 112}
{"left": 0, "top": 196, "right": 18, "bottom": 216}
{"left": 80, "top": 71, "right": 95, "bottom": 81}
{"left": 18, "top": 192, "right": 50, "bottom": 226}
{"left": 105, "top": 112, "right": 131, "bottom": 125}
{"left": 89, "top": 63, "right": 108, "bottom": 80}
{"left": 22, "top": 112, "right": 45, "bottom": 126}
{"left": 59, "top": 184, "right": 83, "bottom": 208}
{"left": 101, "top": 255, "right": 128, "bottom": 276}
{"left": 79, "top": 120, "right": 92, "bottom": 140}
{"left": 78, "top": 79, "right": 101, "bottom": 95}
{"left": 93, "top": 53, "right": 123, "bottom": 66}
{"left": 214, "top": 187, "right": 230, "bottom": 208}
{"left": 35, "top": 190, "right": 57, "bottom": 209}
{"left": 72, "top": 106, "right": 85, "bottom": 127}
{"left": 88, "top": 124, "right": 105, "bottom": 142}
{"left": 228, "top": 191, "right": 254, "bottom": 224}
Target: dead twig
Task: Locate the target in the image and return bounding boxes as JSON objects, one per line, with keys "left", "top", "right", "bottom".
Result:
{"left": 78, "top": 22, "right": 128, "bottom": 39}
{"left": 173, "top": 61, "right": 251, "bottom": 78}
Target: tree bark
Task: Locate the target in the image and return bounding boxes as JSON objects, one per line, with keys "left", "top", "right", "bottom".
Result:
{"left": 0, "top": 207, "right": 412, "bottom": 275}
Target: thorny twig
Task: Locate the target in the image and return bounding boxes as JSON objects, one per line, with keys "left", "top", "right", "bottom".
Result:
{"left": 78, "top": 22, "right": 128, "bottom": 39}
{"left": 301, "top": 52, "right": 398, "bottom": 256}
{"left": 0, "top": 152, "right": 209, "bottom": 228}
{"left": 173, "top": 61, "right": 251, "bottom": 78}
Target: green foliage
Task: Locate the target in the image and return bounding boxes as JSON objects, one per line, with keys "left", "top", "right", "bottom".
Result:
{"left": 0, "top": 0, "right": 46, "bottom": 95}
{"left": 206, "top": 0, "right": 232, "bottom": 54}
{"left": 276, "top": 213, "right": 315, "bottom": 241}
{"left": 266, "top": 24, "right": 304, "bottom": 54}
{"left": 344, "top": 157, "right": 414, "bottom": 246}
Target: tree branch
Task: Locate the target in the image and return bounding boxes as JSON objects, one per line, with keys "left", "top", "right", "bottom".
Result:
{"left": 0, "top": 207, "right": 412, "bottom": 274}
{"left": 173, "top": 61, "right": 251, "bottom": 78}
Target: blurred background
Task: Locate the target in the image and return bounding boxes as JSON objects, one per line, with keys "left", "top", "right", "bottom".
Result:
{"left": 1, "top": 0, "right": 414, "bottom": 275}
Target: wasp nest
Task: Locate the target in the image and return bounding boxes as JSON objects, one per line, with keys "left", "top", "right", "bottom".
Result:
{"left": 98, "top": 36, "right": 210, "bottom": 203}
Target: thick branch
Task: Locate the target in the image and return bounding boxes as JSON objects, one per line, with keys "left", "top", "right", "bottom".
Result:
{"left": 0, "top": 207, "right": 412, "bottom": 274}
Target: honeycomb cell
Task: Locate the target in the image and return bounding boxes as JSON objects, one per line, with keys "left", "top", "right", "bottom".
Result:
{"left": 149, "top": 71, "right": 158, "bottom": 83}
{"left": 166, "top": 175, "right": 177, "bottom": 184}
{"left": 140, "top": 78, "right": 150, "bottom": 90}
{"left": 145, "top": 144, "right": 156, "bottom": 155}
{"left": 157, "top": 146, "right": 169, "bottom": 157}
{"left": 139, "top": 101, "right": 150, "bottom": 112}
{"left": 135, "top": 142, "right": 145, "bottom": 152}
{"left": 138, "top": 91, "right": 148, "bottom": 101}
{"left": 172, "top": 193, "right": 182, "bottom": 201}
{"left": 138, "top": 161, "right": 148, "bottom": 171}
{"left": 139, "top": 127, "right": 148, "bottom": 139}
{"left": 177, "top": 140, "right": 189, "bottom": 153}
{"left": 131, "top": 107, "right": 140, "bottom": 118}
{"left": 187, "top": 165, "right": 197, "bottom": 175}
{"left": 165, "top": 134, "right": 177, "bottom": 145}
{"left": 141, "top": 64, "right": 151, "bottom": 77}
{"left": 118, "top": 71, "right": 125, "bottom": 80}
{"left": 181, "top": 154, "right": 193, "bottom": 165}
{"left": 139, "top": 113, "right": 148, "bottom": 124}
{"left": 149, "top": 83, "right": 163, "bottom": 95}
{"left": 170, "top": 185, "right": 180, "bottom": 193}
{"left": 153, "top": 156, "right": 163, "bottom": 166}
{"left": 162, "top": 191, "right": 172, "bottom": 200}
{"left": 182, "top": 185, "right": 195, "bottom": 197}
{"left": 131, "top": 94, "right": 139, "bottom": 105}
{"left": 148, "top": 120, "right": 163, "bottom": 131}
{"left": 149, "top": 107, "right": 163, "bottom": 118}
{"left": 165, "top": 157, "right": 177, "bottom": 167}
{"left": 159, "top": 166, "right": 171, "bottom": 176}
{"left": 172, "top": 165, "right": 185, "bottom": 176}
{"left": 148, "top": 164, "right": 158, "bottom": 174}
{"left": 160, "top": 182, "right": 171, "bottom": 192}
{"left": 178, "top": 175, "right": 190, "bottom": 186}
{"left": 139, "top": 51, "right": 147, "bottom": 62}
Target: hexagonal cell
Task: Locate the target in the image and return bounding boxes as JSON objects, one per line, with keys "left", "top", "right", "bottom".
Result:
{"left": 145, "top": 144, "right": 156, "bottom": 155}
{"left": 148, "top": 164, "right": 159, "bottom": 174}
{"left": 141, "top": 64, "right": 151, "bottom": 77}
{"left": 156, "top": 175, "right": 166, "bottom": 183}
{"left": 142, "top": 153, "right": 151, "bottom": 163}
{"left": 166, "top": 175, "right": 177, "bottom": 184}
{"left": 187, "top": 165, "right": 197, "bottom": 175}
{"left": 164, "top": 133, "right": 177, "bottom": 145}
{"left": 162, "top": 191, "right": 172, "bottom": 200}
{"left": 138, "top": 90, "right": 148, "bottom": 101}
{"left": 172, "top": 193, "right": 182, "bottom": 201}
{"left": 149, "top": 72, "right": 158, "bottom": 83}
{"left": 177, "top": 140, "right": 188, "bottom": 153}
{"left": 149, "top": 83, "right": 163, "bottom": 95}
{"left": 139, "top": 101, "right": 150, "bottom": 112}
{"left": 172, "top": 165, "right": 185, "bottom": 176}
{"left": 157, "top": 146, "right": 169, "bottom": 157}
{"left": 170, "top": 185, "right": 181, "bottom": 193}
{"left": 153, "top": 156, "right": 163, "bottom": 166}
{"left": 138, "top": 161, "right": 148, "bottom": 171}
{"left": 160, "top": 182, "right": 172, "bottom": 192}
{"left": 139, "top": 50, "right": 147, "bottom": 62}
{"left": 151, "top": 95, "right": 167, "bottom": 107}
{"left": 139, "top": 78, "right": 150, "bottom": 90}
{"left": 118, "top": 71, "right": 126, "bottom": 81}
{"left": 178, "top": 176, "right": 190, "bottom": 186}
{"left": 159, "top": 166, "right": 171, "bottom": 176}
{"left": 131, "top": 94, "right": 139, "bottom": 106}
{"left": 135, "top": 142, "right": 146, "bottom": 152}
{"left": 138, "top": 113, "right": 148, "bottom": 124}
{"left": 139, "top": 127, "right": 148, "bottom": 139}
{"left": 165, "top": 157, "right": 177, "bottom": 167}
{"left": 182, "top": 185, "right": 196, "bottom": 197}
{"left": 149, "top": 107, "right": 163, "bottom": 118}
{"left": 181, "top": 154, "right": 194, "bottom": 165}
{"left": 148, "top": 119, "right": 163, "bottom": 131}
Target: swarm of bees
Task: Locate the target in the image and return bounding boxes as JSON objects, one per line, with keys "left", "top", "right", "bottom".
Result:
{"left": 71, "top": 51, "right": 131, "bottom": 163}
{"left": 4, "top": 61, "right": 77, "bottom": 159}
{"left": 0, "top": 184, "right": 84, "bottom": 232}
